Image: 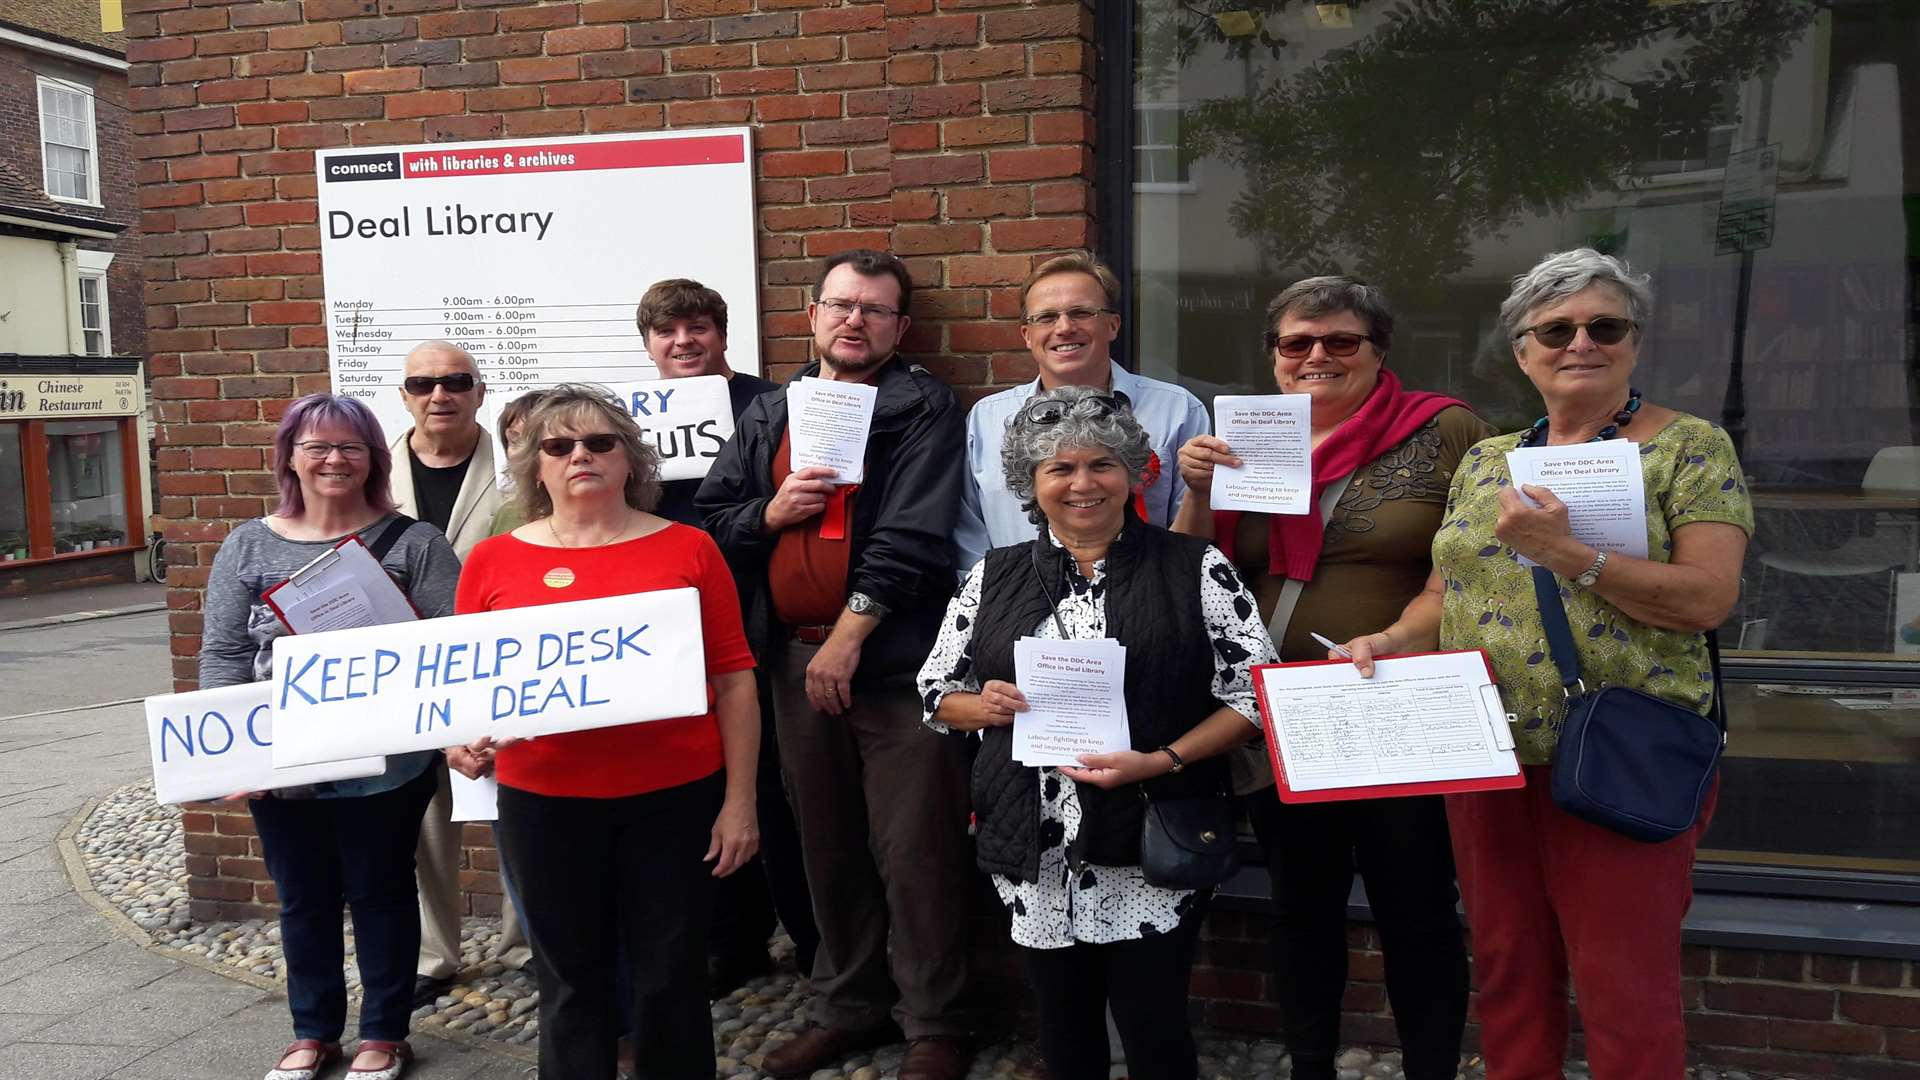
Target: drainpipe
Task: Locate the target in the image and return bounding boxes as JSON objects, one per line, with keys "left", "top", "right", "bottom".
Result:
{"left": 57, "top": 241, "right": 84, "bottom": 354}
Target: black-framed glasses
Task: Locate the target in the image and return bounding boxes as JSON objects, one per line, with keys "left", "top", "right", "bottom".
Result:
{"left": 1020, "top": 391, "right": 1133, "bottom": 426}
{"left": 1020, "top": 307, "right": 1115, "bottom": 328}
{"left": 402, "top": 373, "right": 478, "bottom": 395}
{"left": 1514, "top": 316, "right": 1637, "bottom": 349}
{"left": 816, "top": 298, "right": 900, "bottom": 323}
{"left": 538, "top": 434, "right": 621, "bottom": 457}
{"left": 1265, "top": 332, "right": 1377, "bottom": 359}
{"left": 295, "top": 441, "right": 370, "bottom": 461}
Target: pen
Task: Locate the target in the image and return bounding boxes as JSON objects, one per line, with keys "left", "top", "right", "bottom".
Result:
{"left": 1310, "top": 632, "right": 1353, "bottom": 659}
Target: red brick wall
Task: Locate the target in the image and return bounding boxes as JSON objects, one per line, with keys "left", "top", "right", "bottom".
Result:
{"left": 122, "top": 0, "right": 1095, "bottom": 687}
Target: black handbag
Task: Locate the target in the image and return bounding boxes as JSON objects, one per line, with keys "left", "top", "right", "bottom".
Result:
{"left": 1531, "top": 567, "right": 1725, "bottom": 843}
{"left": 1138, "top": 790, "right": 1239, "bottom": 889}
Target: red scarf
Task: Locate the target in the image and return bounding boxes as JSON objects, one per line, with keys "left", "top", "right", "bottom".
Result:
{"left": 1214, "top": 369, "right": 1468, "bottom": 581}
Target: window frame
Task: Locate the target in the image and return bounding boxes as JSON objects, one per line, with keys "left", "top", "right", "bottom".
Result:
{"left": 77, "top": 270, "right": 110, "bottom": 357}
{"left": 1132, "top": 101, "right": 1201, "bottom": 194}
{"left": 37, "top": 76, "right": 101, "bottom": 207}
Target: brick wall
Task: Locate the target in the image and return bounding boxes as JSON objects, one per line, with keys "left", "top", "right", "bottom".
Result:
{"left": 123, "top": 0, "right": 1095, "bottom": 688}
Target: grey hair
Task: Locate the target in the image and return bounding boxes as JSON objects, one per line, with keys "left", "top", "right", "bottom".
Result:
{"left": 507, "top": 383, "right": 661, "bottom": 521}
{"left": 1499, "top": 249, "right": 1653, "bottom": 343}
{"left": 1265, "top": 275, "right": 1395, "bottom": 354}
{"left": 1001, "top": 385, "right": 1154, "bottom": 526}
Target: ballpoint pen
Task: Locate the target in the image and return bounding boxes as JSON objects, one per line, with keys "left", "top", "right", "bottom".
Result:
{"left": 1309, "top": 631, "right": 1353, "bottom": 659}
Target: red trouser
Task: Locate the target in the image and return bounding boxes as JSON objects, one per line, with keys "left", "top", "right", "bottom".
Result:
{"left": 1446, "top": 767, "right": 1715, "bottom": 1080}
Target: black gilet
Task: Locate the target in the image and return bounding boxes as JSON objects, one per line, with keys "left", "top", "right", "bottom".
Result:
{"left": 966, "top": 516, "right": 1226, "bottom": 883}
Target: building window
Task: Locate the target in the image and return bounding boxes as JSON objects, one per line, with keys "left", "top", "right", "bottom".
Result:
{"left": 1134, "top": 103, "right": 1196, "bottom": 192}
{"left": 46, "top": 421, "right": 128, "bottom": 553}
{"left": 38, "top": 77, "right": 99, "bottom": 205}
{"left": 0, "top": 425, "right": 26, "bottom": 563}
{"left": 78, "top": 272, "right": 109, "bottom": 356}
{"left": 1126, "top": 1, "right": 1920, "bottom": 893}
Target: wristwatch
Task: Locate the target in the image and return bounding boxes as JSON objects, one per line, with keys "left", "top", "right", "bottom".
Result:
{"left": 847, "top": 591, "right": 889, "bottom": 620}
{"left": 1573, "top": 550, "right": 1609, "bottom": 590}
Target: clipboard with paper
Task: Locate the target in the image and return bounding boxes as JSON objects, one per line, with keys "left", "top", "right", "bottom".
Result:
{"left": 262, "top": 535, "right": 419, "bottom": 635}
{"left": 1252, "top": 650, "right": 1524, "bottom": 803}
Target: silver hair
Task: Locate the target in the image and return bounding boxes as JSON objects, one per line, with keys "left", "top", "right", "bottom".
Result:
{"left": 1499, "top": 248, "right": 1653, "bottom": 343}
{"left": 1001, "top": 385, "right": 1153, "bottom": 525}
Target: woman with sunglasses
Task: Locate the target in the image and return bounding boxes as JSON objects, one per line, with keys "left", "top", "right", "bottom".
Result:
{"left": 1337, "top": 250, "right": 1751, "bottom": 1078}
{"left": 448, "top": 383, "right": 760, "bottom": 1079}
{"left": 918, "top": 385, "right": 1276, "bottom": 1080}
{"left": 1171, "top": 276, "right": 1486, "bottom": 1080}
{"left": 200, "top": 394, "right": 461, "bottom": 1080}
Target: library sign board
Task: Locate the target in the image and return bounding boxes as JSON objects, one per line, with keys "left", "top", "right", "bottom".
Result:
{"left": 315, "top": 130, "right": 760, "bottom": 444}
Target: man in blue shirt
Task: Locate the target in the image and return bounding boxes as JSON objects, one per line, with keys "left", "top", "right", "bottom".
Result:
{"left": 951, "top": 253, "right": 1210, "bottom": 572}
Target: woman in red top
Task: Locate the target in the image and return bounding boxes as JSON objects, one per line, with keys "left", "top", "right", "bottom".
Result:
{"left": 451, "top": 383, "right": 759, "bottom": 1079}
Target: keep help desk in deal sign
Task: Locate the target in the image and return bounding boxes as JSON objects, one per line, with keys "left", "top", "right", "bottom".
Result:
{"left": 271, "top": 588, "right": 707, "bottom": 768}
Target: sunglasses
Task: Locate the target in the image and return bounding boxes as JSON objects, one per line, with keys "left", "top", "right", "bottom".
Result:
{"left": 1020, "top": 391, "right": 1133, "bottom": 426}
{"left": 1514, "top": 316, "right": 1636, "bottom": 349}
{"left": 538, "top": 434, "right": 621, "bottom": 457}
{"left": 402, "top": 373, "right": 478, "bottom": 395}
{"left": 1265, "top": 332, "right": 1376, "bottom": 359}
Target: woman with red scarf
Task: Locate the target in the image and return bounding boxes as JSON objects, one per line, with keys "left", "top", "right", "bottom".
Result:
{"left": 1172, "top": 277, "right": 1489, "bottom": 1080}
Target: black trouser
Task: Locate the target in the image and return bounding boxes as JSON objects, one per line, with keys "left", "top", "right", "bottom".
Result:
{"left": 710, "top": 676, "right": 820, "bottom": 977}
{"left": 1246, "top": 792, "right": 1468, "bottom": 1080}
{"left": 498, "top": 773, "right": 722, "bottom": 1080}
{"left": 1020, "top": 904, "right": 1209, "bottom": 1080}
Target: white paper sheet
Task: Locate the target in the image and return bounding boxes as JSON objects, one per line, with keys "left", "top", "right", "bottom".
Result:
{"left": 450, "top": 772, "right": 499, "bottom": 822}
{"left": 1505, "top": 441, "right": 1649, "bottom": 567}
{"left": 1011, "top": 637, "right": 1130, "bottom": 767}
{"left": 787, "top": 376, "right": 877, "bottom": 484}
{"left": 600, "top": 374, "right": 737, "bottom": 482}
{"left": 145, "top": 682, "right": 386, "bottom": 805}
{"left": 265, "top": 536, "right": 417, "bottom": 634}
{"left": 1210, "top": 394, "right": 1313, "bottom": 514}
{"left": 1257, "top": 652, "right": 1519, "bottom": 793}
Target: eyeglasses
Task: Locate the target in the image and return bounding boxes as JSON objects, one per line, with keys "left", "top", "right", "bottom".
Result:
{"left": 295, "top": 441, "right": 370, "bottom": 461}
{"left": 1020, "top": 307, "right": 1115, "bottom": 328}
{"left": 538, "top": 434, "right": 621, "bottom": 457}
{"left": 1514, "top": 316, "right": 1637, "bottom": 349}
{"left": 1265, "top": 332, "right": 1377, "bottom": 359}
{"left": 816, "top": 298, "right": 901, "bottom": 323}
{"left": 1020, "top": 391, "right": 1133, "bottom": 426}
{"left": 402, "top": 373, "right": 478, "bottom": 395}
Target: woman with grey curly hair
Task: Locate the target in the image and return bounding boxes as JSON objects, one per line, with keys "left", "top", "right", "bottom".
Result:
{"left": 917, "top": 385, "right": 1276, "bottom": 1080}
{"left": 447, "top": 382, "right": 762, "bottom": 1080}
{"left": 1338, "top": 249, "right": 1752, "bottom": 1078}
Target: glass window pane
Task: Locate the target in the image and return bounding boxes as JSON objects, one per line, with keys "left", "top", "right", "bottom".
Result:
{"left": 39, "top": 84, "right": 94, "bottom": 200}
{"left": 0, "top": 425, "right": 26, "bottom": 563}
{"left": 46, "top": 421, "right": 126, "bottom": 553}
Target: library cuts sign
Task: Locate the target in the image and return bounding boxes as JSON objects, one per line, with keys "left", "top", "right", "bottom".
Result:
{"left": 316, "top": 130, "right": 760, "bottom": 443}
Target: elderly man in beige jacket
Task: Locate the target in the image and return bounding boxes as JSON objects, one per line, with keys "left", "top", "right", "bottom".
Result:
{"left": 386, "top": 340, "right": 521, "bottom": 1003}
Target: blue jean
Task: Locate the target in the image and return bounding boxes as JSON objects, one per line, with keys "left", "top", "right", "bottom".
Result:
{"left": 251, "top": 765, "right": 437, "bottom": 1043}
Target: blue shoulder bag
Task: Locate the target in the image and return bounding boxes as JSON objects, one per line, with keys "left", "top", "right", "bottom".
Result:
{"left": 1531, "top": 567, "right": 1725, "bottom": 843}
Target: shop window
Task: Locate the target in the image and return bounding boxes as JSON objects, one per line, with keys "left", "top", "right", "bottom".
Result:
{"left": 1126, "top": 1, "right": 1920, "bottom": 891}
{"left": 79, "top": 273, "right": 109, "bottom": 357}
{"left": 1135, "top": 103, "right": 1196, "bottom": 192}
{"left": 38, "top": 78, "right": 98, "bottom": 205}
{"left": 0, "top": 425, "right": 26, "bottom": 563}
{"left": 46, "top": 421, "right": 127, "bottom": 553}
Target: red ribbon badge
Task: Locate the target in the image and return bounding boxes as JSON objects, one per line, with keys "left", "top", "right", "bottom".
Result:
{"left": 1132, "top": 451, "right": 1162, "bottom": 522}
{"left": 819, "top": 485, "right": 859, "bottom": 541}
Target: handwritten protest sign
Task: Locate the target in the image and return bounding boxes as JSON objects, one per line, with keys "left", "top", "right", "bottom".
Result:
{"left": 604, "top": 375, "right": 735, "bottom": 481}
{"left": 145, "top": 682, "right": 385, "bottom": 805}
{"left": 271, "top": 588, "right": 707, "bottom": 768}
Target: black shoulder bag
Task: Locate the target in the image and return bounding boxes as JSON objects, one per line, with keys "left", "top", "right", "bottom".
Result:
{"left": 1531, "top": 566, "right": 1725, "bottom": 843}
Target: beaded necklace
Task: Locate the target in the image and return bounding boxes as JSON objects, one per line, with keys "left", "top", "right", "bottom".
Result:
{"left": 1517, "top": 387, "right": 1642, "bottom": 447}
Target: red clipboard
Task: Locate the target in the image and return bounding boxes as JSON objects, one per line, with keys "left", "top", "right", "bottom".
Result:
{"left": 261, "top": 535, "right": 419, "bottom": 634}
{"left": 1252, "top": 649, "right": 1527, "bottom": 804}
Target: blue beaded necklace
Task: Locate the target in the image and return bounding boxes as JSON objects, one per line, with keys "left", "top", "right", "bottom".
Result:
{"left": 1518, "top": 387, "right": 1642, "bottom": 447}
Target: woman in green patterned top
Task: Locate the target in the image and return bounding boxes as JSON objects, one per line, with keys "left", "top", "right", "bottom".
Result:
{"left": 1337, "top": 249, "right": 1751, "bottom": 1080}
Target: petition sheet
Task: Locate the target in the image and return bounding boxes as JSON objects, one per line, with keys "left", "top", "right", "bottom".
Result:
{"left": 1012, "top": 637, "right": 1130, "bottom": 767}
{"left": 265, "top": 537, "right": 417, "bottom": 634}
{"left": 1258, "top": 652, "right": 1517, "bottom": 793}
{"left": 1210, "top": 394, "right": 1312, "bottom": 514}
{"left": 1505, "top": 441, "right": 1649, "bottom": 566}
{"left": 450, "top": 772, "right": 499, "bottom": 822}
{"left": 788, "top": 376, "right": 877, "bottom": 484}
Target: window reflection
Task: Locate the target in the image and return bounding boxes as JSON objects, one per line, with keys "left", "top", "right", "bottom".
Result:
{"left": 0, "top": 426, "right": 25, "bottom": 562}
{"left": 47, "top": 421, "right": 127, "bottom": 553}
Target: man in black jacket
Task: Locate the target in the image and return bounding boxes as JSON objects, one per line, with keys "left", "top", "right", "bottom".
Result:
{"left": 696, "top": 250, "right": 973, "bottom": 1080}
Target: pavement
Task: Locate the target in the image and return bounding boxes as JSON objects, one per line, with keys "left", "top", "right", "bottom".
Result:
{"left": 0, "top": 606, "right": 529, "bottom": 1080}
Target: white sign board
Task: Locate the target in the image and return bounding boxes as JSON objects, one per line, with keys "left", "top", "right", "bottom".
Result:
{"left": 271, "top": 589, "right": 709, "bottom": 768}
{"left": 145, "top": 682, "right": 385, "bottom": 805}
{"left": 316, "top": 130, "right": 760, "bottom": 444}
{"left": 605, "top": 375, "right": 735, "bottom": 481}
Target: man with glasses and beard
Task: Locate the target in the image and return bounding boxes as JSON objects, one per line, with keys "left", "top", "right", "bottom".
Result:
{"left": 950, "top": 252, "right": 1211, "bottom": 573}
{"left": 386, "top": 340, "right": 519, "bottom": 1005}
{"left": 697, "top": 250, "right": 974, "bottom": 1080}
